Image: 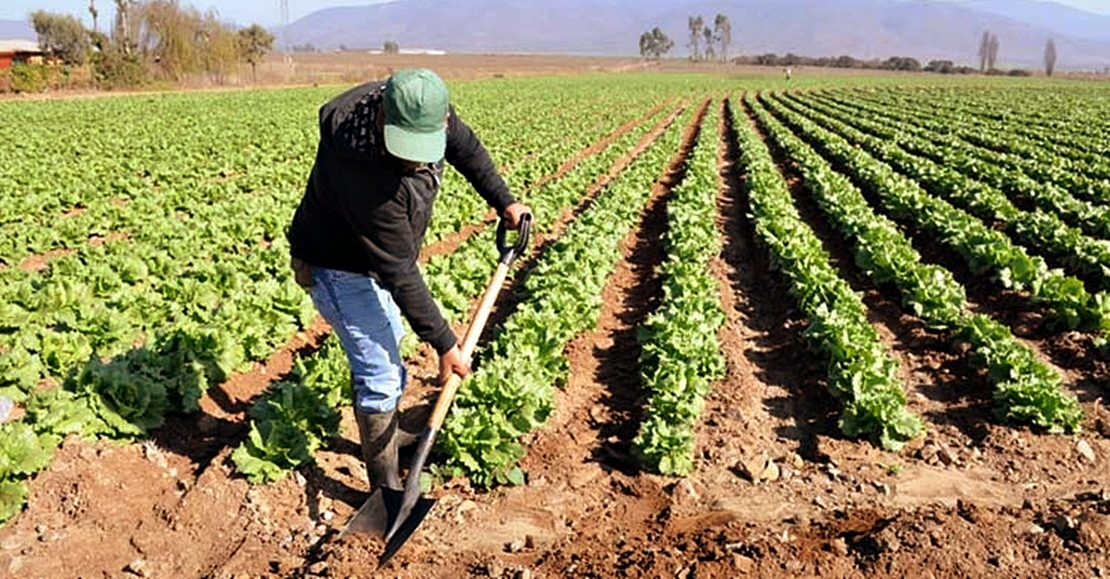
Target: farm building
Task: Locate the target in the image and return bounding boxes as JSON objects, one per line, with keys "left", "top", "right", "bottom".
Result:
{"left": 0, "top": 39, "right": 44, "bottom": 69}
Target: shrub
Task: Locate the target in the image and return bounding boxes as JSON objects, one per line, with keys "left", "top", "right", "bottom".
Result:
{"left": 9, "top": 64, "right": 49, "bottom": 93}
{"left": 91, "top": 51, "right": 148, "bottom": 89}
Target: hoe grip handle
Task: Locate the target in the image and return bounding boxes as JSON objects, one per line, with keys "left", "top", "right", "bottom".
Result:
{"left": 496, "top": 213, "right": 533, "bottom": 265}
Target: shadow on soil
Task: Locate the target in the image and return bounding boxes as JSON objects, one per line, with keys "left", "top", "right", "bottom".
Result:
{"left": 588, "top": 166, "right": 671, "bottom": 475}
{"left": 588, "top": 99, "right": 710, "bottom": 475}
{"left": 719, "top": 97, "right": 840, "bottom": 461}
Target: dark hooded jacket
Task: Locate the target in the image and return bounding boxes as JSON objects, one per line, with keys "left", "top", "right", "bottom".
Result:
{"left": 287, "top": 79, "right": 514, "bottom": 354}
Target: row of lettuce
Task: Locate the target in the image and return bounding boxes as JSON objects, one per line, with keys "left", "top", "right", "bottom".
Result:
{"left": 631, "top": 103, "right": 726, "bottom": 474}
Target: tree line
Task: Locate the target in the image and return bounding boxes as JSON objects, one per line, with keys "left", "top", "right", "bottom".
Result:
{"left": 736, "top": 53, "right": 975, "bottom": 74}
{"left": 22, "top": 0, "right": 274, "bottom": 90}
{"left": 640, "top": 18, "right": 1061, "bottom": 77}
{"left": 978, "top": 29, "right": 1059, "bottom": 77}
{"left": 638, "top": 23, "right": 1009, "bottom": 75}
{"left": 687, "top": 15, "right": 732, "bottom": 61}
{"left": 639, "top": 14, "right": 731, "bottom": 61}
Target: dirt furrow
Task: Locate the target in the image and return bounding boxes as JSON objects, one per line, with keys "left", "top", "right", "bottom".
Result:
{"left": 528, "top": 98, "right": 708, "bottom": 477}
{"left": 7, "top": 231, "right": 131, "bottom": 272}
{"left": 717, "top": 97, "right": 840, "bottom": 457}
{"left": 689, "top": 97, "right": 814, "bottom": 473}
{"left": 672, "top": 97, "right": 837, "bottom": 535}
{"left": 497, "top": 100, "right": 708, "bottom": 578}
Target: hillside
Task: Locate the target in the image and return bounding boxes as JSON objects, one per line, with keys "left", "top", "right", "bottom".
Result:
{"left": 279, "top": 0, "right": 1110, "bottom": 69}
{"left": 958, "top": 0, "right": 1110, "bottom": 43}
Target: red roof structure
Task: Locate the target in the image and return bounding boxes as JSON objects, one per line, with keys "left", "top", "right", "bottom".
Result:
{"left": 0, "top": 40, "right": 44, "bottom": 69}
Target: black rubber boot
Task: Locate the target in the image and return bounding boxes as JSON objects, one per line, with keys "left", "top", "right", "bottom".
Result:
{"left": 354, "top": 409, "right": 402, "bottom": 491}
{"left": 395, "top": 417, "right": 419, "bottom": 450}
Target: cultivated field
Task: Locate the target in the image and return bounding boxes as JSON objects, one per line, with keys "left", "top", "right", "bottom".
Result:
{"left": 1, "top": 62, "right": 1109, "bottom": 578}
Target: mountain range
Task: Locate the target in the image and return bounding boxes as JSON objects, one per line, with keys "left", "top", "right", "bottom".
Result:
{"left": 4, "top": 0, "right": 1110, "bottom": 70}
{"left": 961, "top": 0, "right": 1110, "bottom": 42}
{"left": 279, "top": 0, "right": 1110, "bottom": 70}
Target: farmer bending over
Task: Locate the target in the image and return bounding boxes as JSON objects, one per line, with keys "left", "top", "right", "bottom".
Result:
{"left": 286, "top": 68, "right": 531, "bottom": 492}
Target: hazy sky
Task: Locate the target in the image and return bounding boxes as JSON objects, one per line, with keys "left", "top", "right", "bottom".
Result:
{"left": 3, "top": 0, "right": 1109, "bottom": 26}
{"left": 0, "top": 0, "right": 395, "bottom": 26}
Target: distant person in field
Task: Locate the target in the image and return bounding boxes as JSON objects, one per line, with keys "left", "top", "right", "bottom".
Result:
{"left": 286, "top": 68, "right": 531, "bottom": 493}
{"left": 784, "top": 67, "right": 792, "bottom": 81}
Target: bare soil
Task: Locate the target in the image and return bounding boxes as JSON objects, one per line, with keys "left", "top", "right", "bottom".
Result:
{"left": 3, "top": 93, "right": 1110, "bottom": 579}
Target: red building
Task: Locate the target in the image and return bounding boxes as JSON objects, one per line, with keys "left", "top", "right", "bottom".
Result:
{"left": 0, "top": 40, "right": 44, "bottom": 69}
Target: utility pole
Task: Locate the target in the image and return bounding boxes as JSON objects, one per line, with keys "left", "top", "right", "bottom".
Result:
{"left": 280, "top": 0, "right": 289, "bottom": 48}
{"left": 280, "top": 0, "right": 293, "bottom": 76}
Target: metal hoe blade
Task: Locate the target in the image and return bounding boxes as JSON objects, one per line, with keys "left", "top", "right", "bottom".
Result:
{"left": 377, "top": 496, "right": 436, "bottom": 569}
{"left": 374, "top": 428, "right": 437, "bottom": 560}
{"left": 337, "top": 487, "right": 404, "bottom": 539}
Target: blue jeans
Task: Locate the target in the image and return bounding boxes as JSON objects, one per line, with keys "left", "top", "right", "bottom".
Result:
{"left": 309, "top": 268, "right": 407, "bottom": 414}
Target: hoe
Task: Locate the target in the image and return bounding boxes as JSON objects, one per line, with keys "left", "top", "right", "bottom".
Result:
{"left": 339, "top": 214, "right": 532, "bottom": 569}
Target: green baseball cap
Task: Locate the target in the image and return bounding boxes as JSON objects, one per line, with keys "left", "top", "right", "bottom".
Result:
{"left": 383, "top": 68, "right": 450, "bottom": 163}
